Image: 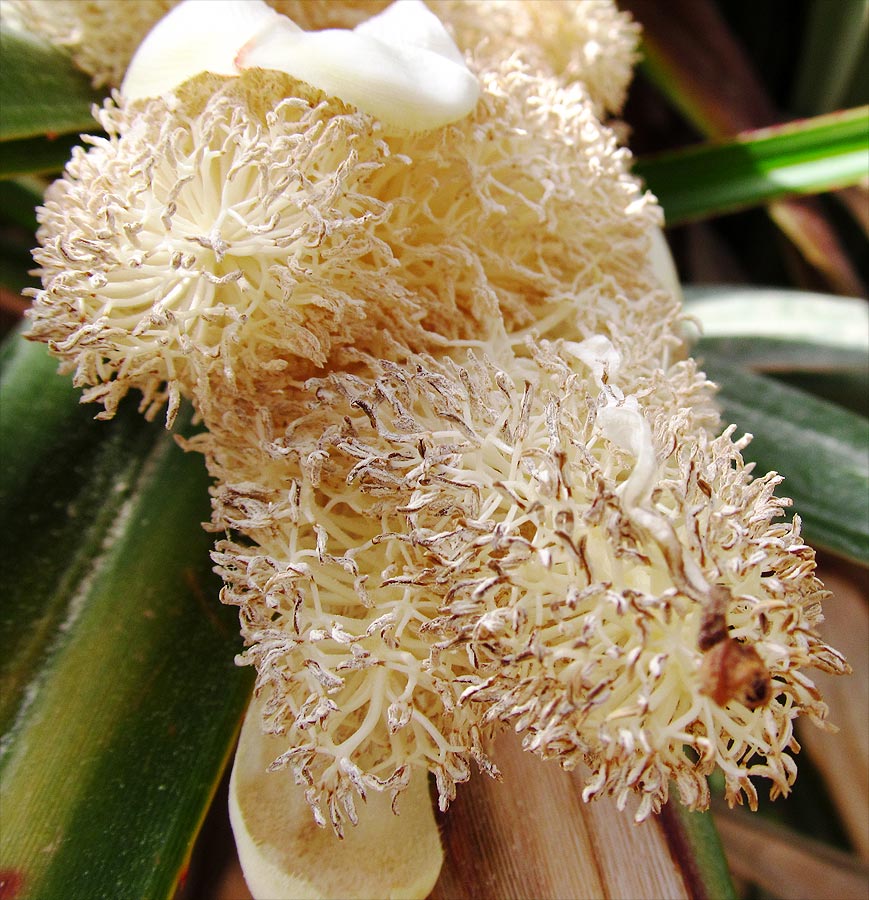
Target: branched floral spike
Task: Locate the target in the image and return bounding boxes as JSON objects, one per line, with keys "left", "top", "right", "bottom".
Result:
{"left": 23, "top": 0, "right": 848, "bottom": 849}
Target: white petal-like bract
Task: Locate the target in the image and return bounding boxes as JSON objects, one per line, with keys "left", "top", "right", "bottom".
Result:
{"left": 121, "top": 0, "right": 479, "bottom": 133}
{"left": 121, "top": 0, "right": 284, "bottom": 100}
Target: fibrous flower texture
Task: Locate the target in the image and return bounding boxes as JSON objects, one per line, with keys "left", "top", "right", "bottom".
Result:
{"left": 439, "top": 0, "right": 640, "bottom": 116}
{"left": 24, "top": 0, "right": 847, "bottom": 837}
{"left": 202, "top": 332, "right": 847, "bottom": 826}
{"left": 204, "top": 374, "right": 500, "bottom": 831}
{"left": 28, "top": 47, "right": 665, "bottom": 425}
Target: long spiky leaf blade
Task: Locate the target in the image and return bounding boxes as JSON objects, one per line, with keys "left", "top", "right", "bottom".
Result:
{"left": 636, "top": 107, "right": 869, "bottom": 225}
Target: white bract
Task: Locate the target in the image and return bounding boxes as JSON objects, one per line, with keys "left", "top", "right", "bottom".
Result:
{"left": 230, "top": 694, "right": 443, "bottom": 899}
{"left": 120, "top": 0, "right": 284, "bottom": 97}
{"left": 122, "top": 0, "right": 479, "bottom": 134}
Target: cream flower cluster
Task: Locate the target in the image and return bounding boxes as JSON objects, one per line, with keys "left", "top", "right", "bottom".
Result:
{"left": 197, "top": 330, "right": 845, "bottom": 824}
{"left": 28, "top": 53, "right": 665, "bottom": 424}
{"left": 25, "top": 0, "right": 846, "bottom": 832}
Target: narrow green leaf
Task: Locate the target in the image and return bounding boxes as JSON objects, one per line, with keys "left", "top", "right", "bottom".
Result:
{"left": 790, "top": 0, "right": 868, "bottom": 115}
{"left": 0, "top": 335, "right": 253, "bottom": 899}
{"left": 696, "top": 337, "right": 868, "bottom": 375}
{"left": 0, "top": 23, "right": 102, "bottom": 141}
{"left": 0, "top": 337, "right": 153, "bottom": 727}
{"left": 0, "top": 132, "right": 84, "bottom": 179}
{"left": 636, "top": 107, "right": 869, "bottom": 225}
{"left": 703, "top": 358, "right": 869, "bottom": 565}
{"left": 624, "top": 0, "right": 866, "bottom": 294}
{"left": 683, "top": 286, "right": 869, "bottom": 371}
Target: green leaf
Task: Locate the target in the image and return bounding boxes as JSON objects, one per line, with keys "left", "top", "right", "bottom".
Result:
{"left": 0, "top": 246, "right": 36, "bottom": 294}
{"left": 0, "top": 22, "right": 103, "bottom": 141}
{"left": 612, "top": 1, "right": 865, "bottom": 292}
{"left": 636, "top": 107, "right": 869, "bottom": 225}
{"left": 703, "top": 358, "right": 869, "bottom": 565}
{"left": 0, "top": 180, "right": 41, "bottom": 293}
{"left": 775, "top": 371, "right": 869, "bottom": 418}
{"left": 0, "top": 335, "right": 253, "bottom": 899}
{"left": 683, "top": 286, "right": 869, "bottom": 371}
{"left": 0, "top": 132, "right": 85, "bottom": 179}
{"left": 696, "top": 338, "right": 868, "bottom": 376}
{"left": 790, "top": 0, "right": 868, "bottom": 115}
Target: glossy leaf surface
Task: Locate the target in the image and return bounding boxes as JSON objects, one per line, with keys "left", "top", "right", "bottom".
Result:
{"left": 0, "top": 23, "right": 102, "bottom": 141}
{"left": 0, "top": 133, "right": 85, "bottom": 179}
{"left": 0, "top": 335, "right": 253, "bottom": 900}
{"left": 684, "top": 286, "right": 869, "bottom": 372}
{"left": 637, "top": 107, "right": 869, "bottom": 225}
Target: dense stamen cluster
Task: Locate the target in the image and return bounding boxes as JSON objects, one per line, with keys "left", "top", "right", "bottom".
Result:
{"left": 199, "top": 336, "right": 846, "bottom": 825}
{"left": 206, "top": 384, "right": 499, "bottom": 830}
{"left": 23, "top": 0, "right": 847, "bottom": 836}
{"left": 28, "top": 53, "right": 669, "bottom": 425}
{"left": 28, "top": 72, "right": 411, "bottom": 421}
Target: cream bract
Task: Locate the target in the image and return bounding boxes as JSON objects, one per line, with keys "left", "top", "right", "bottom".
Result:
{"left": 122, "top": 0, "right": 480, "bottom": 135}
{"left": 230, "top": 693, "right": 444, "bottom": 898}
{"left": 1, "top": 0, "right": 389, "bottom": 88}
{"left": 237, "top": 12, "right": 480, "bottom": 135}
{"left": 5, "top": 0, "right": 640, "bottom": 122}
{"left": 121, "top": 0, "right": 286, "bottom": 101}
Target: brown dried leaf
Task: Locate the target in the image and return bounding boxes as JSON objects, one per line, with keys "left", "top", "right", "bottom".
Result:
{"left": 429, "top": 732, "right": 690, "bottom": 900}
{"left": 799, "top": 556, "right": 869, "bottom": 859}
{"left": 713, "top": 802, "right": 869, "bottom": 900}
